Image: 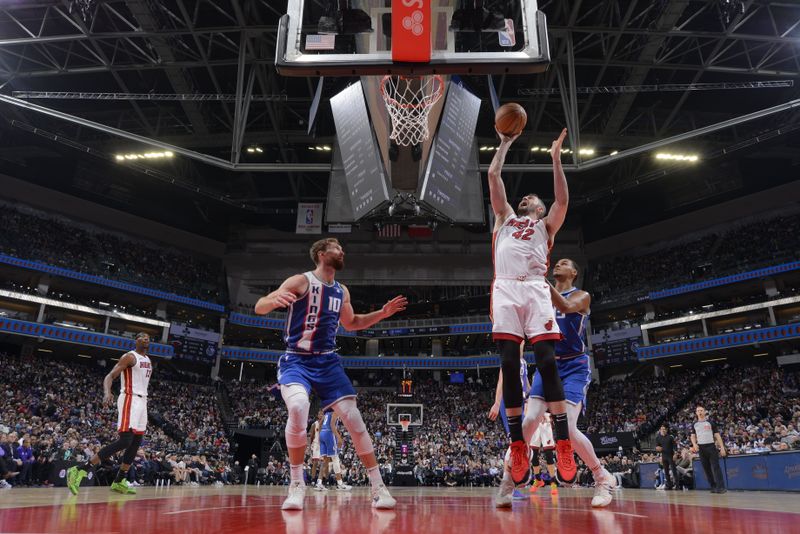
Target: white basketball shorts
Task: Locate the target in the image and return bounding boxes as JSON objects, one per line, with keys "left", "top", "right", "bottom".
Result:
{"left": 117, "top": 393, "right": 147, "bottom": 434}
{"left": 530, "top": 417, "right": 555, "bottom": 450}
{"left": 491, "top": 277, "right": 563, "bottom": 343}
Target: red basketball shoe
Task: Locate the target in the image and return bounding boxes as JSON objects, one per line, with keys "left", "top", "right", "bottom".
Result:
{"left": 509, "top": 440, "right": 531, "bottom": 486}
{"left": 555, "top": 439, "right": 577, "bottom": 485}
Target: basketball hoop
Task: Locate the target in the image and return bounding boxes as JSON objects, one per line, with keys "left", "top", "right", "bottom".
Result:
{"left": 381, "top": 75, "right": 444, "bottom": 147}
{"left": 399, "top": 420, "right": 411, "bottom": 433}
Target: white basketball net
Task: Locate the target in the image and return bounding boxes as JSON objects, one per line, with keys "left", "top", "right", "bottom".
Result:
{"left": 399, "top": 420, "right": 411, "bottom": 433}
{"left": 381, "top": 75, "right": 444, "bottom": 147}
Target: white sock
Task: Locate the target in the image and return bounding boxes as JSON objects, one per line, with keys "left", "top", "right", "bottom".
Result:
{"left": 290, "top": 464, "right": 304, "bottom": 483}
{"left": 367, "top": 466, "right": 384, "bottom": 488}
{"left": 337, "top": 479, "right": 345, "bottom": 486}
{"left": 317, "top": 478, "right": 323, "bottom": 485}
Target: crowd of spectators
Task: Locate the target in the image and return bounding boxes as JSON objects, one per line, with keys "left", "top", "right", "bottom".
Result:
{"left": 0, "top": 203, "right": 222, "bottom": 303}
{"left": 664, "top": 364, "right": 800, "bottom": 455}
{"left": 584, "top": 367, "right": 712, "bottom": 436}
{"left": 4, "top": 347, "right": 800, "bottom": 492}
{"left": 588, "top": 211, "right": 800, "bottom": 306}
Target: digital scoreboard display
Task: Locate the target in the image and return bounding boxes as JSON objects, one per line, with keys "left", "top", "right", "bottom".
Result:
{"left": 168, "top": 323, "right": 220, "bottom": 364}
{"left": 329, "top": 81, "right": 390, "bottom": 220}
{"left": 590, "top": 326, "right": 641, "bottom": 367}
{"left": 419, "top": 81, "right": 484, "bottom": 224}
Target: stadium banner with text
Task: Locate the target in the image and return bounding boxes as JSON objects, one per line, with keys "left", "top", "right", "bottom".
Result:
{"left": 587, "top": 432, "right": 637, "bottom": 450}
{"left": 295, "top": 202, "right": 323, "bottom": 234}
{"left": 694, "top": 451, "right": 800, "bottom": 491}
{"left": 169, "top": 323, "right": 220, "bottom": 364}
{"left": 590, "top": 326, "right": 641, "bottom": 367}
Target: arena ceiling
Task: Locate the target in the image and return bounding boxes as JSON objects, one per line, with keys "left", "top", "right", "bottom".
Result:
{"left": 0, "top": 0, "right": 798, "bottom": 240}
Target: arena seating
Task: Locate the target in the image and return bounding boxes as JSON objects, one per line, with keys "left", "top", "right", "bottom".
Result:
{"left": 588, "top": 212, "right": 800, "bottom": 306}
{"left": 0, "top": 204, "right": 223, "bottom": 303}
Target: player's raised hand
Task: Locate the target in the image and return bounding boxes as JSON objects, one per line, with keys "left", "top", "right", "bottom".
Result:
{"left": 549, "top": 128, "right": 568, "bottom": 159}
{"left": 495, "top": 126, "right": 522, "bottom": 145}
{"left": 272, "top": 290, "right": 297, "bottom": 309}
{"left": 382, "top": 296, "right": 408, "bottom": 318}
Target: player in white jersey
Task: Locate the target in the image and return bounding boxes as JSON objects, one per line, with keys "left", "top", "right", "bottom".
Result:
{"left": 488, "top": 127, "right": 578, "bottom": 502}
{"left": 309, "top": 411, "right": 324, "bottom": 486}
{"left": 67, "top": 332, "right": 153, "bottom": 496}
{"left": 529, "top": 413, "right": 557, "bottom": 494}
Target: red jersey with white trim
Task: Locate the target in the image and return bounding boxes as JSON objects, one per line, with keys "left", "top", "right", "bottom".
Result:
{"left": 494, "top": 214, "right": 551, "bottom": 278}
{"left": 121, "top": 351, "right": 152, "bottom": 397}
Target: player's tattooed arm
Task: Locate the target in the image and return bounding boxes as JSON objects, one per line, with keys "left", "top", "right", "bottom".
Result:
{"left": 254, "top": 274, "right": 308, "bottom": 314}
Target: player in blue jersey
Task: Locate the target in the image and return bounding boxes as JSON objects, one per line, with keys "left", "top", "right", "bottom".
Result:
{"left": 315, "top": 408, "right": 352, "bottom": 491}
{"left": 523, "top": 258, "right": 616, "bottom": 508}
{"left": 255, "top": 237, "right": 406, "bottom": 510}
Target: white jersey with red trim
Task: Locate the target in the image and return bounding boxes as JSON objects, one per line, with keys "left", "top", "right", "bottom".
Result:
{"left": 493, "top": 214, "right": 551, "bottom": 279}
{"left": 121, "top": 351, "right": 152, "bottom": 397}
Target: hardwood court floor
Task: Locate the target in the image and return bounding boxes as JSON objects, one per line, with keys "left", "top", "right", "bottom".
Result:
{"left": 1, "top": 485, "right": 799, "bottom": 534}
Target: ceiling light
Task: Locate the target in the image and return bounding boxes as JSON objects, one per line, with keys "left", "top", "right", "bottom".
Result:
{"left": 246, "top": 148, "right": 255, "bottom": 153}
{"left": 115, "top": 150, "right": 174, "bottom": 162}
{"left": 610, "top": 150, "right": 618, "bottom": 156}
{"left": 37, "top": 348, "right": 53, "bottom": 353}
{"left": 578, "top": 148, "right": 595, "bottom": 155}
{"left": 255, "top": 147, "right": 263, "bottom": 153}
{"left": 700, "top": 357, "right": 726, "bottom": 363}
{"left": 753, "top": 352, "right": 769, "bottom": 357}
{"left": 309, "top": 146, "right": 316, "bottom": 151}
{"left": 530, "top": 146, "right": 540, "bottom": 152}
{"left": 322, "top": 145, "right": 332, "bottom": 151}
{"left": 655, "top": 153, "right": 700, "bottom": 162}
{"left": 669, "top": 364, "right": 683, "bottom": 368}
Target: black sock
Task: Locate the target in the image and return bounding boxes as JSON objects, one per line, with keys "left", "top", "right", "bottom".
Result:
{"left": 508, "top": 415, "right": 523, "bottom": 442}
{"left": 114, "top": 467, "right": 129, "bottom": 484}
{"left": 553, "top": 412, "right": 570, "bottom": 442}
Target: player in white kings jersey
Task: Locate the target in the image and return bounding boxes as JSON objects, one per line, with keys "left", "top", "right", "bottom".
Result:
{"left": 67, "top": 332, "right": 153, "bottom": 496}
{"left": 488, "top": 127, "right": 578, "bottom": 507}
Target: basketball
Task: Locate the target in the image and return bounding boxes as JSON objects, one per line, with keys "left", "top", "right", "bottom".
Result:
{"left": 495, "top": 103, "right": 527, "bottom": 136}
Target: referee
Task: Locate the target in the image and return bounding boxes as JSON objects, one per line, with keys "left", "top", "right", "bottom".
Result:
{"left": 690, "top": 405, "right": 727, "bottom": 494}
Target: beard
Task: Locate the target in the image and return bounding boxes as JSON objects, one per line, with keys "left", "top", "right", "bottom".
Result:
{"left": 327, "top": 256, "right": 344, "bottom": 270}
{"left": 517, "top": 205, "right": 535, "bottom": 217}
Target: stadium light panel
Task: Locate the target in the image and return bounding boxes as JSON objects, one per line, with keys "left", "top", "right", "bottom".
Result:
{"left": 655, "top": 152, "right": 700, "bottom": 162}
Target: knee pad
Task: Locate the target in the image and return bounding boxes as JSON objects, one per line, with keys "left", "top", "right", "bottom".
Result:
{"left": 331, "top": 456, "right": 342, "bottom": 475}
{"left": 281, "top": 384, "right": 310, "bottom": 449}
{"left": 122, "top": 434, "right": 143, "bottom": 465}
{"left": 332, "top": 398, "right": 373, "bottom": 456}
{"left": 543, "top": 449, "right": 555, "bottom": 465}
{"left": 533, "top": 341, "right": 564, "bottom": 402}
{"left": 499, "top": 340, "right": 523, "bottom": 409}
